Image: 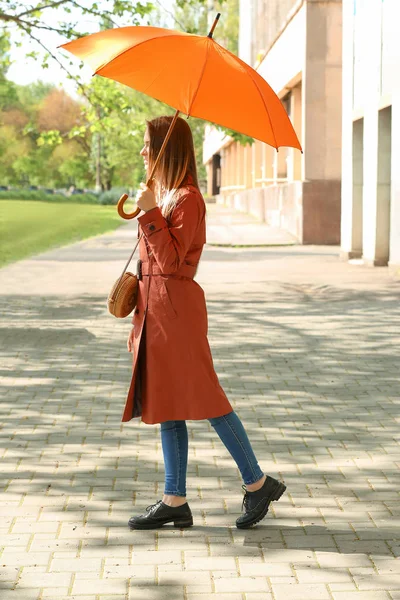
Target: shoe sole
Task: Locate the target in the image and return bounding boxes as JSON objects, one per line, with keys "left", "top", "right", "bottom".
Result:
{"left": 129, "top": 516, "right": 193, "bottom": 530}
{"left": 236, "top": 482, "right": 287, "bottom": 529}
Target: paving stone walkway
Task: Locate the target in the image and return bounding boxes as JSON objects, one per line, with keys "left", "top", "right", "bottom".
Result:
{"left": 205, "top": 203, "right": 297, "bottom": 246}
{"left": 1, "top": 209, "right": 400, "bottom": 600}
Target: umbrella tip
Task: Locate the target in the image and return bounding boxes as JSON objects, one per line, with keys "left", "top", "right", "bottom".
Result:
{"left": 207, "top": 13, "right": 221, "bottom": 39}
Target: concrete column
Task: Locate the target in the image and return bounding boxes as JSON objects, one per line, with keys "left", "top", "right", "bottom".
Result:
{"left": 235, "top": 143, "right": 239, "bottom": 187}
{"left": 303, "top": 0, "right": 342, "bottom": 182}
{"left": 243, "top": 144, "right": 247, "bottom": 188}
{"left": 261, "top": 142, "right": 266, "bottom": 186}
{"left": 287, "top": 83, "right": 302, "bottom": 182}
{"left": 234, "top": 143, "right": 239, "bottom": 187}
{"left": 225, "top": 145, "right": 231, "bottom": 193}
{"left": 265, "top": 145, "right": 274, "bottom": 184}
{"left": 390, "top": 92, "right": 400, "bottom": 266}
{"left": 244, "top": 144, "right": 252, "bottom": 189}
{"left": 239, "top": 143, "right": 245, "bottom": 187}
{"left": 301, "top": 0, "right": 342, "bottom": 244}
{"left": 352, "top": 119, "right": 364, "bottom": 255}
{"left": 228, "top": 143, "right": 233, "bottom": 188}
{"left": 251, "top": 141, "right": 256, "bottom": 187}
{"left": 273, "top": 148, "right": 286, "bottom": 181}
{"left": 254, "top": 141, "right": 262, "bottom": 186}
{"left": 278, "top": 149, "right": 287, "bottom": 179}
{"left": 220, "top": 148, "right": 225, "bottom": 193}
{"left": 222, "top": 146, "right": 226, "bottom": 192}
{"left": 206, "top": 161, "right": 213, "bottom": 197}
{"left": 340, "top": 0, "right": 358, "bottom": 259}
{"left": 361, "top": 2, "right": 387, "bottom": 266}
{"left": 375, "top": 106, "right": 392, "bottom": 265}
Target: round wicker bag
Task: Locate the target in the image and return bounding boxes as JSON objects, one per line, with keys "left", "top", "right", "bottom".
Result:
{"left": 107, "top": 194, "right": 143, "bottom": 318}
{"left": 107, "top": 271, "right": 139, "bottom": 318}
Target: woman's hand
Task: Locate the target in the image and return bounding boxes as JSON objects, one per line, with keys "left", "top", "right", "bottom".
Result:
{"left": 135, "top": 182, "right": 157, "bottom": 213}
{"left": 127, "top": 326, "right": 135, "bottom": 353}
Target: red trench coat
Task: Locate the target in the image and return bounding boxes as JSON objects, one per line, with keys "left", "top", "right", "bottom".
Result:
{"left": 121, "top": 175, "right": 233, "bottom": 425}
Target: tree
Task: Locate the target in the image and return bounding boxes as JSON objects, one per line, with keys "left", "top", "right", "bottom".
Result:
{"left": 81, "top": 76, "right": 174, "bottom": 190}
{"left": 37, "top": 88, "right": 81, "bottom": 134}
{"left": 1, "top": 0, "right": 247, "bottom": 189}
{"left": 0, "top": 1, "right": 154, "bottom": 91}
{"left": 17, "top": 81, "right": 55, "bottom": 114}
{"left": 175, "top": 0, "right": 238, "bottom": 53}
{"left": 0, "top": 32, "right": 18, "bottom": 108}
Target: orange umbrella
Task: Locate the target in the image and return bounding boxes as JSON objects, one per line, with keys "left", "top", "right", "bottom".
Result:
{"left": 59, "top": 14, "right": 302, "bottom": 219}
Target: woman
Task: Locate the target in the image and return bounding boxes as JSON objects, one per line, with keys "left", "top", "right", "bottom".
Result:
{"left": 124, "top": 115, "right": 286, "bottom": 530}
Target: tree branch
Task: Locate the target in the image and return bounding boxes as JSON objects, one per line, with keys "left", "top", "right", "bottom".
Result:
{"left": 16, "top": 21, "right": 95, "bottom": 103}
{"left": 1, "top": 0, "right": 148, "bottom": 32}
{"left": 69, "top": 0, "right": 120, "bottom": 28}
{"left": 17, "top": 1, "right": 71, "bottom": 18}
{"left": 0, "top": 13, "right": 79, "bottom": 36}
{"left": 72, "top": 133, "right": 91, "bottom": 154}
{"left": 153, "top": 0, "right": 186, "bottom": 31}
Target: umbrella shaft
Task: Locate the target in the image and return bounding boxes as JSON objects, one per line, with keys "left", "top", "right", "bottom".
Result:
{"left": 207, "top": 13, "right": 221, "bottom": 39}
{"left": 146, "top": 109, "right": 180, "bottom": 187}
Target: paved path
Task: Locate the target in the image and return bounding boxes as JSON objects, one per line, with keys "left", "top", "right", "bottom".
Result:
{"left": 205, "top": 203, "right": 297, "bottom": 246}
{"left": 1, "top": 211, "right": 400, "bottom": 600}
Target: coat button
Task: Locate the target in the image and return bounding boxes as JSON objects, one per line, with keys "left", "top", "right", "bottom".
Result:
{"left": 148, "top": 224, "right": 156, "bottom": 231}
{"left": 135, "top": 308, "right": 139, "bottom": 314}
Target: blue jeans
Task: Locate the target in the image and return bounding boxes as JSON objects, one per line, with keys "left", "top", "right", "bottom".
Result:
{"left": 160, "top": 410, "right": 264, "bottom": 497}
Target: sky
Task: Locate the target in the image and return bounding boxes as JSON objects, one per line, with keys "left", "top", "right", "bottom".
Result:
{"left": 6, "top": 0, "right": 176, "bottom": 97}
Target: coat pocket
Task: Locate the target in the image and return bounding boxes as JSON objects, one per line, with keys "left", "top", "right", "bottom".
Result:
{"left": 154, "top": 276, "right": 178, "bottom": 320}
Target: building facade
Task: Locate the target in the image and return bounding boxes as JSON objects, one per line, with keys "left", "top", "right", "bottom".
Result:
{"left": 203, "top": 0, "right": 343, "bottom": 244}
{"left": 340, "top": 0, "right": 399, "bottom": 266}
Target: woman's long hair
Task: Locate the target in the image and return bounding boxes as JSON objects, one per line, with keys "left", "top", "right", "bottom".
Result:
{"left": 146, "top": 115, "right": 199, "bottom": 219}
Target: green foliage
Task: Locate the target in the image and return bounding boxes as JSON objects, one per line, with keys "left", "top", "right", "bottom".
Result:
{"left": 0, "top": 189, "right": 98, "bottom": 203}
{"left": 0, "top": 1, "right": 155, "bottom": 49}
{"left": 0, "top": 76, "right": 18, "bottom": 109}
{"left": 0, "top": 0, "right": 245, "bottom": 190}
{"left": 80, "top": 77, "right": 178, "bottom": 190}
{"left": 17, "top": 81, "right": 54, "bottom": 112}
{"left": 0, "top": 31, "right": 19, "bottom": 109}
{"left": 0, "top": 31, "right": 12, "bottom": 74}
{"left": 37, "top": 130, "right": 63, "bottom": 147}
{"left": 216, "top": 127, "right": 254, "bottom": 146}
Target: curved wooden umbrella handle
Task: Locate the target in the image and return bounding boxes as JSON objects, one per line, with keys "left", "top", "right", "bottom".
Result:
{"left": 117, "top": 193, "right": 141, "bottom": 220}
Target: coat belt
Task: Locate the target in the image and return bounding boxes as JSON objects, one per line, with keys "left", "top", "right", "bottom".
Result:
{"left": 138, "top": 260, "right": 197, "bottom": 279}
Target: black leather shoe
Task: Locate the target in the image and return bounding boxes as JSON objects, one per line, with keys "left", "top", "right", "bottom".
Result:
{"left": 236, "top": 475, "right": 286, "bottom": 529}
{"left": 128, "top": 500, "right": 193, "bottom": 530}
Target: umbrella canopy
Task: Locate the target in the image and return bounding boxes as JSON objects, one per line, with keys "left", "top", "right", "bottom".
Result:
{"left": 59, "top": 20, "right": 302, "bottom": 152}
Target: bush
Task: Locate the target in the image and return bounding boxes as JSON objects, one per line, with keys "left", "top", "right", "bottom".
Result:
{"left": 0, "top": 189, "right": 98, "bottom": 204}
{"left": 64, "top": 192, "right": 99, "bottom": 204}
{"left": 98, "top": 187, "right": 130, "bottom": 205}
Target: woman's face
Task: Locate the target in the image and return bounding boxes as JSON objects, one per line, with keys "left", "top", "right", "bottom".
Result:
{"left": 140, "top": 128, "right": 150, "bottom": 171}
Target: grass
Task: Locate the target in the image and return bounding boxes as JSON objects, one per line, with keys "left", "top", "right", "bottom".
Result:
{"left": 0, "top": 200, "right": 126, "bottom": 268}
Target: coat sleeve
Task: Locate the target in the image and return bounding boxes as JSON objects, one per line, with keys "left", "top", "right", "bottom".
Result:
{"left": 137, "top": 190, "right": 203, "bottom": 273}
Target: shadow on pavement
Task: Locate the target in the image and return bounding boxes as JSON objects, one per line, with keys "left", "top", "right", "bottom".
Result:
{"left": 0, "top": 284, "right": 399, "bottom": 570}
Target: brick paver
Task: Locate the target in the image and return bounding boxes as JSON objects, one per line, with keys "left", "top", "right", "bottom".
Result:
{"left": 1, "top": 209, "right": 400, "bottom": 600}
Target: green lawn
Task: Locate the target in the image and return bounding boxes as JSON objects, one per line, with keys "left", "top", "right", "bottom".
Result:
{"left": 0, "top": 200, "right": 128, "bottom": 268}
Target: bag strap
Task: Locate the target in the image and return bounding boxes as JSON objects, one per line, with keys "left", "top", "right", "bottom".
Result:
{"left": 110, "top": 230, "right": 144, "bottom": 301}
